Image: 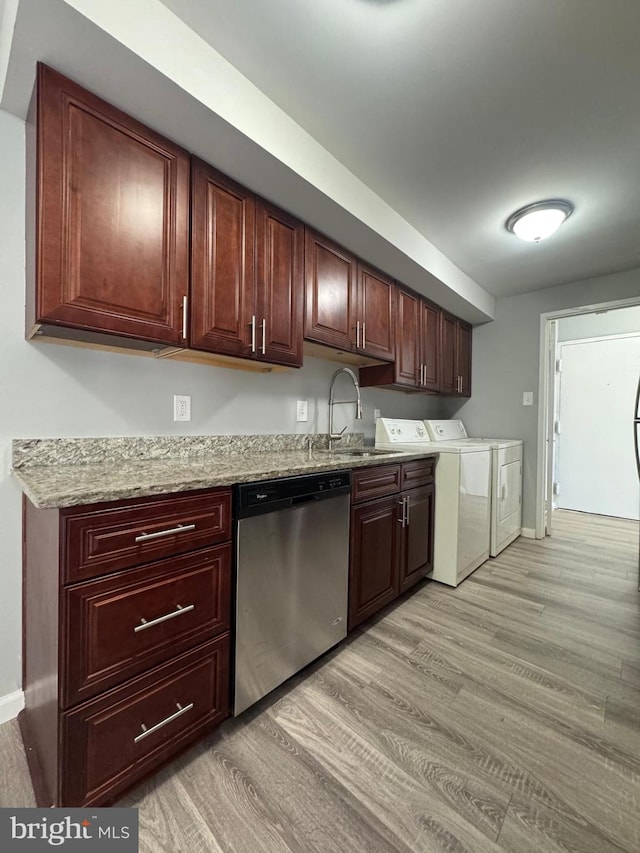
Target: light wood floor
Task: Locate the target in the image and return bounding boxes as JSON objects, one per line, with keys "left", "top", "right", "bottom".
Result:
{"left": 2, "top": 510, "right": 639, "bottom": 852}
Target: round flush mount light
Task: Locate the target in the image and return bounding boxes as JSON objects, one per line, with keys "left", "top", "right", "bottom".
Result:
{"left": 505, "top": 199, "right": 574, "bottom": 243}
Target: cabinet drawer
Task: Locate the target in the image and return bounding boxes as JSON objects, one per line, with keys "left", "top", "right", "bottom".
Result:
{"left": 63, "top": 544, "right": 231, "bottom": 706}
{"left": 401, "top": 458, "right": 436, "bottom": 490}
{"left": 351, "top": 464, "right": 401, "bottom": 503}
{"left": 62, "top": 489, "right": 232, "bottom": 583}
{"left": 62, "top": 636, "right": 230, "bottom": 807}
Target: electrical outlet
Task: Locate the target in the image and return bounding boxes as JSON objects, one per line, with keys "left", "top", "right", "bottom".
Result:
{"left": 374, "top": 408, "right": 381, "bottom": 420}
{"left": 296, "top": 400, "right": 308, "bottom": 422}
{"left": 522, "top": 391, "right": 534, "bottom": 406}
{"left": 173, "top": 394, "right": 191, "bottom": 421}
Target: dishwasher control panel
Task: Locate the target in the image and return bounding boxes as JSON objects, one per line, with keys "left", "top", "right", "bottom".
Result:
{"left": 234, "top": 470, "right": 351, "bottom": 518}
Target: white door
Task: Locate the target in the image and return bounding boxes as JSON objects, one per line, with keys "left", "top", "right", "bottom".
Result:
{"left": 556, "top": 334, "right": 640, "bottom": 520}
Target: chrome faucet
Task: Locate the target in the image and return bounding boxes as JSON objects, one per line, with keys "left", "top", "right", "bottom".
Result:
{"left": 328, "top": 367, "right": 363, "bottom": 449}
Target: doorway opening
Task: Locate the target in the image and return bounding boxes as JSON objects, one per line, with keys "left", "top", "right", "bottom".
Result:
{"left": 536, "top": 297, "right": 640, "bottom": 538}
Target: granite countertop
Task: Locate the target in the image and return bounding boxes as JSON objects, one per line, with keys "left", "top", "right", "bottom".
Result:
{"left": 13, "top": 447, "right": 438, "bottom": 509}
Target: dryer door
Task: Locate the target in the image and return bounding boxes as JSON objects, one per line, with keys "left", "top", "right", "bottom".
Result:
{"left": 492, "top": 446, "right": 523, "bottom": 556}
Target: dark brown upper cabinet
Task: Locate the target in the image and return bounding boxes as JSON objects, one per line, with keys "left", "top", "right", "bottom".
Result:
{"left": 304, "top": 230, "right": 357, "bottom": 351}
{"left": 457, "top": 320, "right": 472, "bottom": 396}
{"left": 255, "top": 200, "right": 304, "bottom": 367}
{"left": 357, "top": 262, "right": 396, "bottom": 361}
{"left": 420, "top": 300, "right": 441, "bottom": 392}
{"left": 359, "top": 288, "right": 440, "bottom": 392}
{"left": 440, "top": 311, "right": 472, "bottom": 396}
{"left": 304, "top": 229, "right": 395, "bottom": 361}
{"left": 27, "top": 64, "right": 190, "bottom": 347}
{"left": 190, "top": 158, "right": 303, "bottom": 367}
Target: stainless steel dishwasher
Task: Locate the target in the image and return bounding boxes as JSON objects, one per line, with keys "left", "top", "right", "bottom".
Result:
{"left": 233, "top": 469, "right": 351, "bottom": 715}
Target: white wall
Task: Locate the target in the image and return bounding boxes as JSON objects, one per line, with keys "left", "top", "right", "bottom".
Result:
{"left": 0, "top": 107, "right": 445, "bottom": 703}
{"left": 558, "top": 304, "right": 640, "bottom": 341}
{"left": 452, "top": 268, "right": 640, "bottom": 530}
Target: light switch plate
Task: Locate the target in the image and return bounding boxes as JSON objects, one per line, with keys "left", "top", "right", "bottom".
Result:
{"left": 374, "top": 408, "right": 381, "bottom": 419}
{"left": 296, "top": 400, "right": 308, "bottom": 422}
{"left": 522, "top": 391, "right": 534, "bottom": 406}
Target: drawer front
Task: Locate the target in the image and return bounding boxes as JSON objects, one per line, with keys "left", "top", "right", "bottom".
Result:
{"left": 62, "top": 636, "right": 230, "bottom": 807}
{"left": 63, "top": 544, "right": 231, "bottom": 706}
{"left": 401, "top": 458, "right": 436, "bottom": 490}
{"left": 351, "top": 464, "right": 401, "bottom": 503}
{"left": 63, "top": 489, "right": 232, "bottom": 583}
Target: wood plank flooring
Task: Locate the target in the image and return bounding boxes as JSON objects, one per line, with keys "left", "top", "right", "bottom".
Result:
{"left": 1, "top": 509, "right": 639, "bottom": 851}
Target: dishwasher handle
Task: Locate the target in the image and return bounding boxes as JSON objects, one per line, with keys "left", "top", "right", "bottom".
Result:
{"left": 290, "top": 494, "right": 321, "bottom": 507}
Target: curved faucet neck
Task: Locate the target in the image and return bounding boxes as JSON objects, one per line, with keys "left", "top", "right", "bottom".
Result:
{"left": 328, "top": 367, "right": 363, "bottom": 449}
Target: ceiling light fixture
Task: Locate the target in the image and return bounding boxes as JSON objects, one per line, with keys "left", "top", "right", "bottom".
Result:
{"left": 505, "top": 199, "right": 574, "bottom": 243}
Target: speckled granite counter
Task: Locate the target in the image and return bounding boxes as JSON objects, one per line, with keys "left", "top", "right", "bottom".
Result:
{"left": 12, "top": 435, "right": 438, "bottom": 509}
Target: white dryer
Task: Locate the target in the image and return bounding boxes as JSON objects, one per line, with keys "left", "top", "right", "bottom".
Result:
{"left": 424, "top": 420, "right": 523, "bottom": 557}
{"left": 375, "top": 418, "right": 492, "bottom": 587}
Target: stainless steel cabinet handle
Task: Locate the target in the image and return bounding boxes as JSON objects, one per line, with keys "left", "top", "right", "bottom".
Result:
{"left": 134, "top": 702, "right": 194, "bottom": 743}
{"left": 501, "top": 484, "right": 506, "bottom": 501}
{"left": 135, "top": 523, "right": 196, "bottom": 543}
{"left": 356, "top": 320, "right": 361, "bottom": 348}
{"left": 405, "top": 495, "right": 410, "bottom": 526}
{"left": 362, "top": 322, "right": 366, "bottom": 349}
{"left": 261, "top": 317, "right": 266, "bottom": 355}
{"left": 422, "top": 365, "right": 426, "bottom": 386}
{"left": 397, "top": 499, "right": 406, "bottom": 526}
{"left": 182, "top": 296, "right": 188, "bottom": 340}
{"left": 134, "top": 604, "right": 195, "bottom": 633}
{"left": 250, "top": 315, "right": 256, "bottom": 353}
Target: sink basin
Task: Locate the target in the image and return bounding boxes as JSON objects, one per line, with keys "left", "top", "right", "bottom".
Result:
{"left": 322, "top": 448, "right": 402, "bottom": 457}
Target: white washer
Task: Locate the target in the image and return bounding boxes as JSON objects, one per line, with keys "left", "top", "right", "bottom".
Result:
{"left": 375, "top": 418, "right": 492, "bottom": 587}
{"left": 424, "top": 420, "right": 523, "bottom": 557}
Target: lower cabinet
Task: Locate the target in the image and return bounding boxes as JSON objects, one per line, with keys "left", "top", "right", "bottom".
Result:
{"left": 348, "top": 458, "right": 435, "bottom": 631}
{"left": 21, "top": 487, "right": 232, "bottom": 807}
{"left": 349, "top": 494, "right": 401, "bottom": 629}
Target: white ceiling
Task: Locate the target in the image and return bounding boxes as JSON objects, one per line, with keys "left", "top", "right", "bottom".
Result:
{"left": 1, "top": 0, "right": 639, "bottom": 319}
{"left": 159, "top": 0, "right": 640, "bottom": 298}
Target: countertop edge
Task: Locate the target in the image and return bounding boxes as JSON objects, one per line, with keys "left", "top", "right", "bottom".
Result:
{"left": 13, "top": 451, "right": 439, "bottom": 509}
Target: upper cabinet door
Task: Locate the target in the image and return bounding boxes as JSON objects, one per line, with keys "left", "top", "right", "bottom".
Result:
{"left": 439, "top": 312, "right": 458, "bottom": 394}
{"left": 457, "top": 321, "right": 472, "bottom": 397}
{"left": 304, "top": 230, "right": 357, "bottom": 351}
{"left": 190, "top": 158, "right": 255, "bottom": 356}
{"left": 421, "top": 301, "right": 440, "bottom": 392}
{"left": 255, "top": 201, "right": 304, "bottom": 367}
{"left": 395, "top": 288, "right": 421, "bottom": 387}
{"left": 34, "top": 64, "right": 189, "bottom": 346}
{"left": 357, "top": 263, "right": 395, "bottom": 362}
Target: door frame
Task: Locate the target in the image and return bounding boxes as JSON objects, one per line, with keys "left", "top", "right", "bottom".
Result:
{"left": 535, "top": 296, "right": 640, "bottom": 539}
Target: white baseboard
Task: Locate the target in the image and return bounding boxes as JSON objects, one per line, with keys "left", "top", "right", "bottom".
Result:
{"left": 521, "top": 527, "right": 537, "bottom": 539}
{"left": 0, "top": 689, "right": 25, "bottom": 725}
